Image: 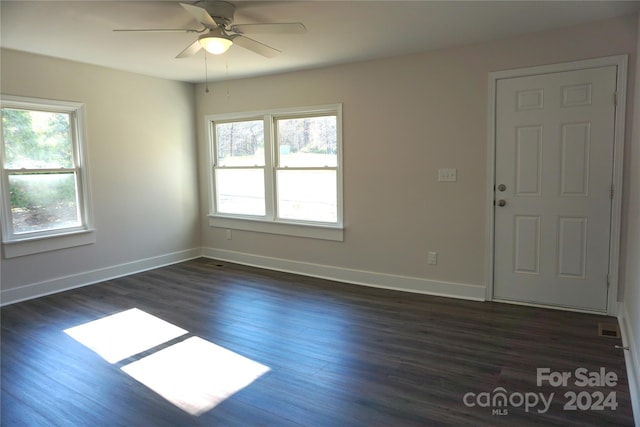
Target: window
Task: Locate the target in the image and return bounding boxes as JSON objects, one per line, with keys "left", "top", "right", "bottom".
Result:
{"left": 1, "top": 95, "right": 94, "bottom": 257}
{"left": 207, "top": 104, "right": 343, "bottom": 241}
{"left": 215, "top": 119, "right": 266, "bottom": 216}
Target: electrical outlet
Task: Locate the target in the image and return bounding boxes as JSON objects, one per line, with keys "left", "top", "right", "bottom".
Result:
{"left": 428, "top": 251, "right": 438, "bottom": 265}
{"left": 438, "top": 168, "right": 457, "bottom": 182}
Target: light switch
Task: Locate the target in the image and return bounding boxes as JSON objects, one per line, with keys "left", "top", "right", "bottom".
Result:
{"left": 438, "top": 168, "right": 457, "bottom": 182}
{"left": 428, "top": 251, "right": 438, "bottom": 265}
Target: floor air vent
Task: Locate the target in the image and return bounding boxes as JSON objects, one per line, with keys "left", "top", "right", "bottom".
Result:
{"left": 205, "top": 261, "right": 225, "bottom": 268}
{"left": 598, "top": 323, "right": 620, "bottom": 338}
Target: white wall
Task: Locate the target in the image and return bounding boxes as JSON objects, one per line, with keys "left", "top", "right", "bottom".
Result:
{"left": 620, "top": 11, "right": 640, "bottom": 425}
{"left": 1, "top": 14, "right": 637, "bottom": 306}
{"left": 0, "top": 49, "right": 201, "bottom": 303}
{"left": 196, "top": 15, "right": 637, "bottom": 299}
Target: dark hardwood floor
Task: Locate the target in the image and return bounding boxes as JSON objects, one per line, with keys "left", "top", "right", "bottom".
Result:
{"left": 1, "top": 258, "right": 634, "bottom": 426}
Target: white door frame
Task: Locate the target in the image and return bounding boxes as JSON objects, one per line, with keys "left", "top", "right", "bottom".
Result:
{"left": 485, "top": 55, "right": 628, "bottom": 315}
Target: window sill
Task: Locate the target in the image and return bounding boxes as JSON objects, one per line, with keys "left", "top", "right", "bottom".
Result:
{"left": 2, "top": 229, "right": 96, "bottom": 258}
{"left": 208, "top": 216, "right": 344, "bottom": 241}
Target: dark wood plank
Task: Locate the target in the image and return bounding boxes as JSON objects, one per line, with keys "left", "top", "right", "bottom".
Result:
{"left": 1, "top": 258, "right": 634, "bottom": 426}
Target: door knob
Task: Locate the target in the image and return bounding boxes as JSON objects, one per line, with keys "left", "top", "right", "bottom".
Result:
{"left": 497, "top": 199, "right": 506, "bottom": 207}
{"left": 497, "top": 184, "right": 506, "bottom": 192}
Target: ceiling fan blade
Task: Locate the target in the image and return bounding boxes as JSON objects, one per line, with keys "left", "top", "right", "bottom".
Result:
{"left": 176, "top": 40, "right": 203, "bottom": 58}
{"left": 113, "top": 29, "right": 199, "bottom": 33}
{"left": 180, "top": 3, "right": 217, "bottom": 28}
{"left": 230, "top": 22, "right": 306, "bottom": 35}
{"left": 231, "top": 35, "right": 281, "bottom": 58}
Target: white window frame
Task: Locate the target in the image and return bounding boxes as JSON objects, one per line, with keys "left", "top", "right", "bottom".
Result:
{"left": 206, "top": 104, "right": 343, "bottom": 241}
{"left": 1, "top": 95, "right": 95, "bottom": 258}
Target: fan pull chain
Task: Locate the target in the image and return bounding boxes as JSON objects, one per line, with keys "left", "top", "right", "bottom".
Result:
{"left": 204, "top": 52, "right": 210, "bottom": 93}
{"left": 226, "top": 60, "right": 230, "bottom": 100}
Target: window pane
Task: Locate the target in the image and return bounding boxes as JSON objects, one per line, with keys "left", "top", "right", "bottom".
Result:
{"left": 277, "top": 116, "right": 337, "bottom": 167}
{"left": 277, "top": 170, "right": 337, "bottom": 222}
{"left": 216, "top": 168, "right": 265, "bottom": 216}
{"left": 2, "top": 108, "right": 74, "bottom": 169}
{"left": 216, "top": 120, "right": 264, "bottom": 167}
{"left": 9, "top": 173, "right": 80, "bottom": 234}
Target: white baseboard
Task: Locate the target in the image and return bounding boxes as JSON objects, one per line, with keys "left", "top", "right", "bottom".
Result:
{"left": 202, "top": 247, "right": 486, "bottom": 301}
{"left": 0, "top": 248, "right": 202, "bottom": 306}
{"left": 618, "top": 302, "right": 640, "bottom": 426}
{"left": 1, "top": 247, "right": 486, "bottom": 306}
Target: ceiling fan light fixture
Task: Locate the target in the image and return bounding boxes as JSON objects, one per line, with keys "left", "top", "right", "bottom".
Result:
{"left": 198, "top": 30, "right": 233, "bottom": 54}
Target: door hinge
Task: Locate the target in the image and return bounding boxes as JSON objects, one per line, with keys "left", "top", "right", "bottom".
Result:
{"left": 610, "top": 184, "right": 614, "bottom": 199}
{"left": 607, "top": 275, "right": 610, "bottom": 288}
{"left": 613, "top": 92, "right": 617, "bottom": 106}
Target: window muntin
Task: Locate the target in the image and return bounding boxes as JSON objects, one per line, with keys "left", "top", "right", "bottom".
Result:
{"left": 208, "top": 105, "right": 342, "bottom": 232}
{"left": 1, "top": 97, "right": 91, "bottom": 244}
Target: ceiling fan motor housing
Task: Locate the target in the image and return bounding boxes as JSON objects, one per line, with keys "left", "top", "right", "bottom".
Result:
{"left": 195, "top": 1, "right": 235, "bottom": 27}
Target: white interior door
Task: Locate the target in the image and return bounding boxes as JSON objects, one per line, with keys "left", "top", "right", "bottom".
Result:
{"left": 493, "top": 65, "right": 617, "bottom": 312}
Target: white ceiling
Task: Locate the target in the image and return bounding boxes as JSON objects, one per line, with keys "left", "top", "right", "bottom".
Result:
{"left": 2, "top": 1, "right": 639, "bottom": 83}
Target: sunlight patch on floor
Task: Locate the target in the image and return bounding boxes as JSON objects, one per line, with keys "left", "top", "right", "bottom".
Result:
{"left": 121, "top": 336, "right": 270, "bottom": 416}
{"left": 64, "top": 308, "right": 188, "bottom": 364}
{"left": 64, "top": 308, "right": 270, "bottom": 416}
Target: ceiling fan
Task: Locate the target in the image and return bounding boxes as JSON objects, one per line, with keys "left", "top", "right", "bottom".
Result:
{"left": 114, "top": 1, "right": 306, "bottom": 59}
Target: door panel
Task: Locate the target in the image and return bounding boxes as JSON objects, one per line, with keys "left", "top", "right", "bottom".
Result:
{"left": 493, "top": 66, "right": 617, "bottom": 311}
{"left": 515, "top": 126, "right": 542, "bottom": 195}
{"left": 514, "top": 215, "right": 540, "bottom": 274}
{"left": 560, "top": 123, "right": 590, "bottom": 196}
{"left": 557, "top": 217, "right": 587, "bottom": 278}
